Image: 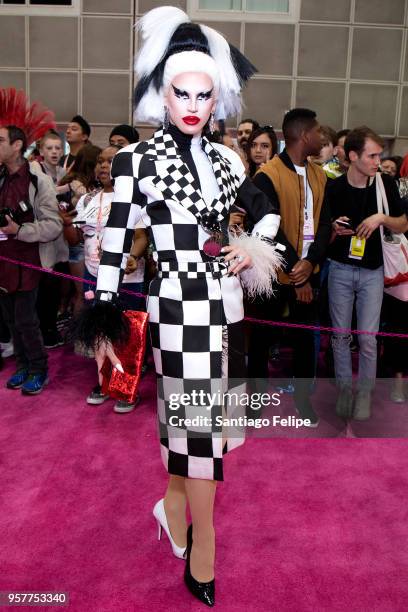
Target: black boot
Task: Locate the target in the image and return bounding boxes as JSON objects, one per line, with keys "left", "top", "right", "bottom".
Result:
{"left": 184, "top": 525, "right": 215, "bottom": 607}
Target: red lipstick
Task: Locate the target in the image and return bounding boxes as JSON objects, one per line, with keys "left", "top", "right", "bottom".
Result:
{"left": 182, "top": 116, "right": 200, "bottom": 125}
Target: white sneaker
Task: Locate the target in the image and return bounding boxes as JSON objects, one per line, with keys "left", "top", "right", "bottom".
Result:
{"left": 0, "top": 341, "right": 14, "bottom": 358}
{"left": 86, "top": 384, "right": 110, "bottom": 405}
{"left": 390, "top": 380, "right": 406, "bottom": 403}
{"left": 353, "top": 391, "right": 371, "bottom": 421}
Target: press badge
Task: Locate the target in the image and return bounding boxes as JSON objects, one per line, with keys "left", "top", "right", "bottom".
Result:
{"left": 349, "top": 236, "right": 366, "bottom": 260}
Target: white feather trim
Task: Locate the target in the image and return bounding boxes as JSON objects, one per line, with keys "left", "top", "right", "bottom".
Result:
{"left": 228, "top": 231, "right": 284, "bottom": 299}
{"left": 135, "top": 6, "right": 189, "bottom": 78}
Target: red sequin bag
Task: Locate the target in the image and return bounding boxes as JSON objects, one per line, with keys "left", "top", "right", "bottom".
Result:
{"left": 100, "top": 310, "right": 149, "bottom": 403}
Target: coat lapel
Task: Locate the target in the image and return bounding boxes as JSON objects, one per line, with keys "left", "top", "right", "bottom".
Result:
{"left": 202, "top": 137, "right": 241, "bottom": 220}
{"left": 147, "top": 128, "right": 208, "bottom": 219}
{"left": 147, "top": 129, "right": 240, "bottom": 222}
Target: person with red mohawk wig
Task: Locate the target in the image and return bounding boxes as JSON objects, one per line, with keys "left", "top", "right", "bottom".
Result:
{"left": 0, "top": 89, "right": 63, "bottom": 395}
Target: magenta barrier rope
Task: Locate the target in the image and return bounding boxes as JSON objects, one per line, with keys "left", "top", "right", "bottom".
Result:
{"left": 1, "top": 254, "right": 407, "bottom": 339}
{"left": 243, "top": 316, "right": 407, "bottom": 338}
{"left": 0, "top": 255, "right": 145, "bottom": 298}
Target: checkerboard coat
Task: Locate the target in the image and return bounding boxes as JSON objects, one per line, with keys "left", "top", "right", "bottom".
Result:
{"left": 95, "top": 128, "right": 279, "bottom": 480}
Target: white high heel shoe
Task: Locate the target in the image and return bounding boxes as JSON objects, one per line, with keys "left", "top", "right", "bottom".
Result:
{"left": 153, "top": 499, "right": 186, "bottom": 559}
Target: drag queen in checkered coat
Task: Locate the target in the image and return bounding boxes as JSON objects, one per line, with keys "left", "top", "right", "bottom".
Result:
{"left": 78, "top": 7, "right": 282, "bottom": 606}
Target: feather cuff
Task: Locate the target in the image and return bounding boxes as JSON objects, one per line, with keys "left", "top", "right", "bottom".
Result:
{"left": 228, "top": 231, "right": 285, "bottom": 299}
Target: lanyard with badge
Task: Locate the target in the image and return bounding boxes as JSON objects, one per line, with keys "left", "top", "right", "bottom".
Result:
{"left": 348, "top": 177, "right": 369, "bottom": 260}
{"left": 303, "top": 172, "right": 314, "bottom": 243}
{"left": 349, "top": 235, "right": 366, "bottom": 259}
{"left": 295, "top": 164, "right": 314, "bottom": 250}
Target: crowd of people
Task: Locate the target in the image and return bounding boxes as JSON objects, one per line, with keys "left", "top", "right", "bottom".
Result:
{"left": 1, "top": 109, "right": 408, "bottom": 420}
{"left": 213, "top": 114, "right": 408, "bottom": 419}
{"left": 0, "top": 117, "right": 147, "bottom": 409}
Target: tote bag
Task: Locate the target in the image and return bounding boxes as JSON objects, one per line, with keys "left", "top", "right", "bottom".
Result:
{"left": 376, "top": 174, "right": 408, "bottom": 287}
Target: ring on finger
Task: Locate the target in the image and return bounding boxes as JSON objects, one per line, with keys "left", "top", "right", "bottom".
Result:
{"left": 236, "top": 255, "right": 244, "bottom": 263}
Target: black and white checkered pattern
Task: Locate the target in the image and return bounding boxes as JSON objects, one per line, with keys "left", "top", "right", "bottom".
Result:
{"left": 203, "top": 139, "right": 242, "bottom": 219}
{"left": 157, "top": 260, "right": 229, "bottom": 279}
{"left": 145, "top": 130, "right": 179, "bottom": 160}
{"left": 150, "top": 130, "right": 241, "bottom": 224}
{"left": 152, "top": 160, "right": 205, "bottom": 220}
{"left": 95, "top": 128, "right": 276, "bottom": 480}
{"left": 149, "top": 271, "right": 246, "bottom": 481}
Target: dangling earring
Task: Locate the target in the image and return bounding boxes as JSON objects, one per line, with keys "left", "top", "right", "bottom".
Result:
{"left": 163, "top": 107, "right": 169, "bottom": 131}
{"left": 209, "top": 112, "right": 215, "bottom": 134}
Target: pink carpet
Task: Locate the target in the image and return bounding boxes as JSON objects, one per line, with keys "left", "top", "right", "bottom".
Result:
{"left": 1, "top": 347, "right": 407, "bottom": 612}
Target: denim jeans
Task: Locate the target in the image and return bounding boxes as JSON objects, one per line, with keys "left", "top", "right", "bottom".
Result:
{"left": 328, "top": 260, "right": 384, "bottom": 391}
{"left": 68, "top": 244, "right": 84, "bottom": 264}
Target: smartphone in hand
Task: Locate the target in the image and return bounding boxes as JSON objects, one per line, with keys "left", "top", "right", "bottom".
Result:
{"left": 335, "top": 219, "right": 352, "bottom": 228}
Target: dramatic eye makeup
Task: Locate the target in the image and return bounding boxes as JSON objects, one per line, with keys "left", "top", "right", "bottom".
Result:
{"left": 197, "top": 90, "right": 213, "bottom": 101}
{"left": 171, "top": 85, "right": 213, "bottom": 100}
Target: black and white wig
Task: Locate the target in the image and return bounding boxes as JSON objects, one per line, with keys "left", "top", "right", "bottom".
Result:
{"left": 134, "top": 6, "right": 257, "bottom": 124}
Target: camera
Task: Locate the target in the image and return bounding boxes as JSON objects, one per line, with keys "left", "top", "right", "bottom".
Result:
{"left": 0, "top": 207, "right": 15, "bottom": 228}
{"left": 0, "top": 201, "right": 32, "bottom": 228}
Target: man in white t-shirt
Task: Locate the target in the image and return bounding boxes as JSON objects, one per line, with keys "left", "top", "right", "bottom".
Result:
{"left": 253, "top": 108, "right": 332, "bottom": 426}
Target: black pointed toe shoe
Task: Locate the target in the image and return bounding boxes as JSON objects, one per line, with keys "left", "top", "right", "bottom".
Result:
{"left": 184, "top": 525, "right": 215, "bottom": 607}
